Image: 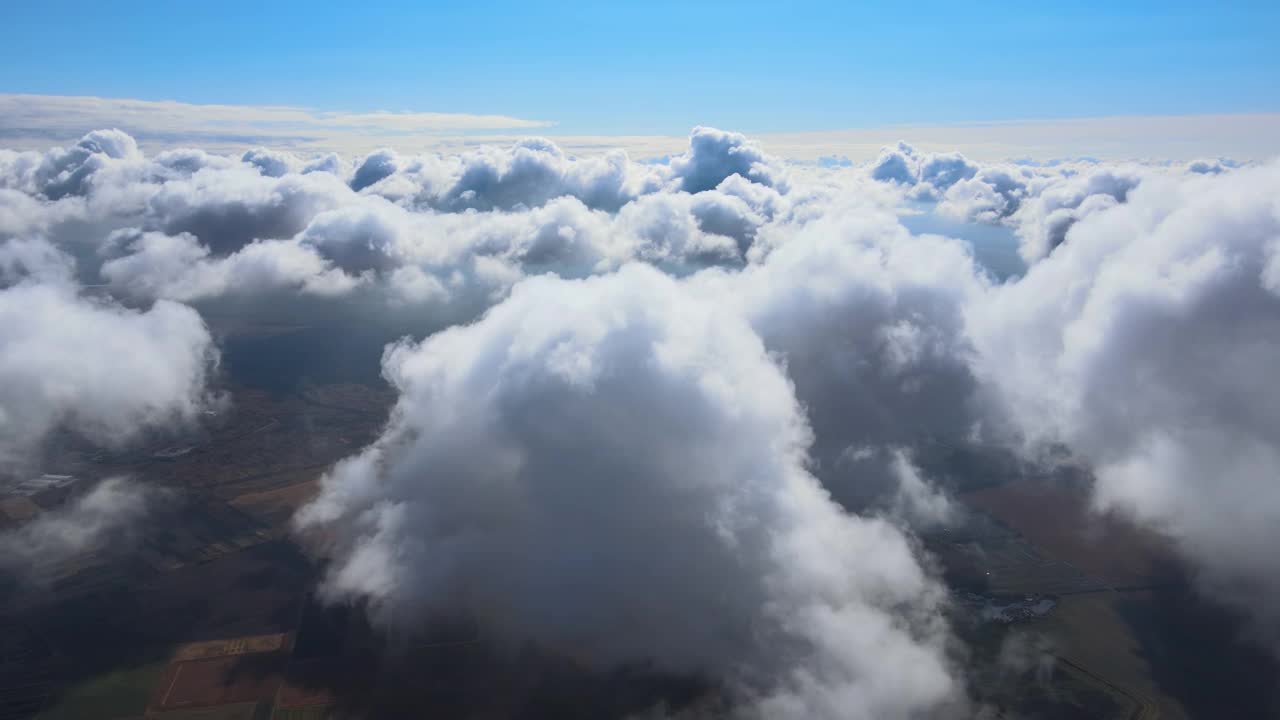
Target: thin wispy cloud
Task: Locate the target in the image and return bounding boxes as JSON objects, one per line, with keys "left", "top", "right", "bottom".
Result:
{"left": 0, "top": 94, "right": 554, "bottom": 152}
{"left": 5, "top": 94, "right": 1277, "bottom": 163}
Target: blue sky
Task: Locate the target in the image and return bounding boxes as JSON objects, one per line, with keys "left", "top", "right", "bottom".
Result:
{"left": 3, "top": 0, "right": 1277, "bottom": 136}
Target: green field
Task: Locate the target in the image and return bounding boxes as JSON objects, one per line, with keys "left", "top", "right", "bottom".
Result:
{"left": 39, "top": 662, "right": 166, "bottom": 720}
{"left": 272, "top": 704, "right": 344, "bottom": 720}
{"left": 148, "top": 702, "right": 264, "bottom": 720}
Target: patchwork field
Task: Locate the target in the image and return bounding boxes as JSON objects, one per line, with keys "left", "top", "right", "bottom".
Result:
{"left": 173, "top": 635, "right": 289, "bottom": 664}
{"left": 150, "top": 653, "right": 286, "bottom": 712}
{"left": 147, "top": 702, "right": 262, "bottom": 720}
{"left": 38, "top": 662, "right": 166, "bottom": 720}
{"left": 5, "top": 368, "right": 1276, "bottom": 720}
{"left": 227, "top": 480, "right": 321, "bottom": 528}
{"left": 965, "top": 478, "right": 1179, "bottom": 588}
{"left": 1041, "top": 592, "right": 1181, "bottom": 720}
{"left": 947, "top": 472, "right": 1280, "bottom": 720}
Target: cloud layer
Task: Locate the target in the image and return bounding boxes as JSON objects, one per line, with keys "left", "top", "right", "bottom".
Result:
{"left": 4, "top": 125, "right": 1280, "bottom": 710}
{"left": 0, "top": 94, "right": 552, "bottom": 151}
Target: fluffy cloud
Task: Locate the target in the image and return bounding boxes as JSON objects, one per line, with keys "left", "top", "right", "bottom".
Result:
{"left": 291, "top": 195, "right": 625, "bottom": 303}
{"left": 0, "top": 268, "right": 216, "bottom": 472}
{"left": 1186, "top": 158, "right": 1240, "bottom": 175}
{"left": 971, "top": 162, "right": 1280, "bottom": 646}
{"left": 147, "top": 167, "right": 351, "bottom": 255}
{"left": 0, "top": 128, "right": 803, "bottom": 309}
{"left": 614, "top": 191, "right": 750, "bottom": 270}
{"left": 0, "top": 129, "right": 143, "bottom": 202}
{"left": 426, "top": 139, "right": 663, "bottom": 213}
{"left": 870, "top": 142, "right": 919, "bottom": 185}
{"left": 1007, "top": 165, "right": 1146, "bottom": 262}
{"left": 100, "top": 229, "right": 359, "bottom": 302}
{"left": 0, "top": 477, "right": 155, "bottom": 580}
{"left": 36, "top": 129, "right": 142, "bottom": 199}
{"left": 296, "top": 265, "right": 960, "bottom": 719}
{"left": 868, "top": 142, "right": 978, "bottom": 200}
{"left": 918, "top": 152, "right": 980, "bottom": 192}
{"left": 866, "top": 142, "right": 1247, "bottom": 266}
{"left": 242, "top": 147, "right": 303, "bottom": 178}
{"left": 0, "top": 236, "right": 76, "bottom": 285}
{"left": 349, "top": 148, "right": 401, "bottom": 191}
{"left": 937, "top": 165, "right": 1042, "bottom": 224}
{"left": 355, "top": 126, "right": 788, "bottom": 219}
{"left": 8, "top": 124, "right": 1280, "bottom": 675}
{"left": 670, "top": 126, "right": 788, "bottom": 194}
{"left": 85, "top": 168, "right": 786, "bottom": 317}
{"left": 696, "top": 203, "right": 988, "bottom": 515}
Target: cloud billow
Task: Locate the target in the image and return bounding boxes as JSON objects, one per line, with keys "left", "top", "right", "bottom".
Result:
{"left": 296, "top": 264, "right": 960, "bottom": 719}
{"left": 0, "top": 127, "right": 799, "bottom": 312}
{"left": 971, "top": 162, "right": 1280, "bottom": 647}
{"left": 0, "top": 256, "right": 217, "bottom": 473}
{"left": 682, "top": 201, "right": 989, "bottom": 521}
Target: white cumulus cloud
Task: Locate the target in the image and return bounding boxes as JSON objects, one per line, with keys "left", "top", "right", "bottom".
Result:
{"left": 296, "top": 265, "right": 961, "bottom": 719}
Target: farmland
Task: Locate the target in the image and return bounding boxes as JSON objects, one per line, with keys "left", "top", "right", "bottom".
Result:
{"left": 944, "top": 470, "right": 1280, "bottom": 720}
{"left": 1, "top": 322, "right": 1277, "bottom": 719}
{"left": 0, "top": 323, "right": 394, "bottom": 720}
